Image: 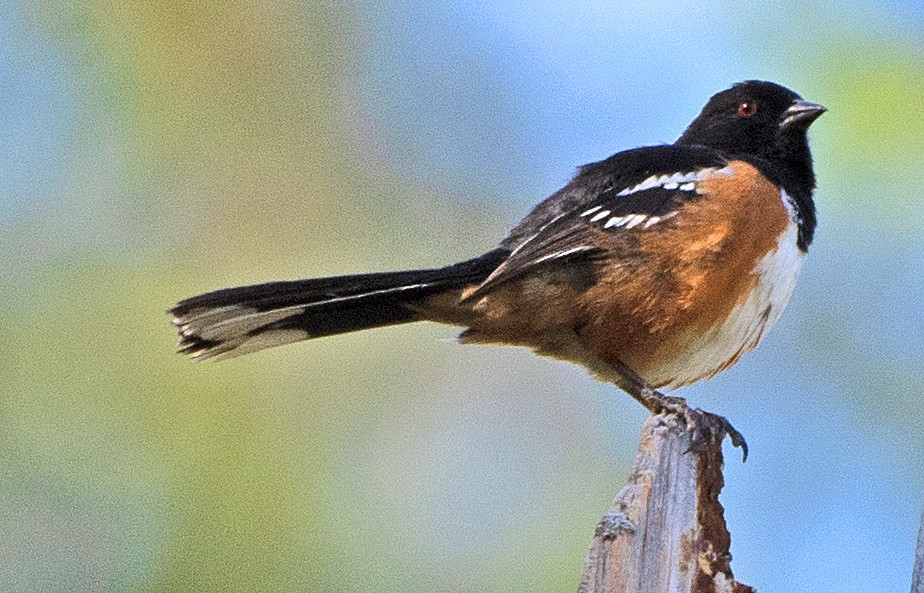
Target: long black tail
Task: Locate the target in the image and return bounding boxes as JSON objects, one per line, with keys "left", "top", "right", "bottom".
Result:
{"left": 170, "top": 248, "right": 508, "bottom": 360}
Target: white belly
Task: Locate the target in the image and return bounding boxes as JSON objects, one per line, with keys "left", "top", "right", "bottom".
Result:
{"left": 662, "top": 215, "right": 805, "bottom": 390}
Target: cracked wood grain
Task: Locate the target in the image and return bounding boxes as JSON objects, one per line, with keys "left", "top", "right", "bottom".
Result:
{"left": 577, "top": 412, "right": 752, "bottom": 593}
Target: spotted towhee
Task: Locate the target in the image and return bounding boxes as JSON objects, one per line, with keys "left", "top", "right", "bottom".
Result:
{"left": 171, "top": 80, "right": 825, "bottom": 455}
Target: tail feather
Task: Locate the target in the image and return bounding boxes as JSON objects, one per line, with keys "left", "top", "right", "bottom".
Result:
{"left": 170, "top": 248, "right": 508, "bottom": 360}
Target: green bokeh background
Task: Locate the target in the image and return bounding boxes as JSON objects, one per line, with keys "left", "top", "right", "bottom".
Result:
{"left": 3, "top": 1, "right": 923, "bottom": 592}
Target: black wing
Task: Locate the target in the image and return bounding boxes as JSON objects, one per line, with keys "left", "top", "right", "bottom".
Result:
{"left": 468, "top": 145, "right": 728, "bottom": 299}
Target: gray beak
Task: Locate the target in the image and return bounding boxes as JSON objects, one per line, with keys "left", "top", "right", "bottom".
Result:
{"left": 780, "top": 99, "right": 827, "bottom": 129}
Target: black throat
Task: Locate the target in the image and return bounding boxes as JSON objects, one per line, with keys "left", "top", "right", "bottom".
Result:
{"left": 742, "top": 132, "right": 817, "bottom": 253}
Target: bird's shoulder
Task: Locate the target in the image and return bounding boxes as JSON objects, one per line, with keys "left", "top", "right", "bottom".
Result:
{"left": 463, "top": 145, "right": 738, "bottom": 300}
{"left": 502, "top": 144, "right": 729, "bottom": 249}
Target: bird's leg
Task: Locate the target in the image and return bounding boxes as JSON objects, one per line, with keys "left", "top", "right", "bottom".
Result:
{"left": 610, "top": 359, "right": 748, "bottom": 461}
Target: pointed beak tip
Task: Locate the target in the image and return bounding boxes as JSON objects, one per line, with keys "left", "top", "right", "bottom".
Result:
{"left": 781, "top": 100, "right": 827, "bottom": 128}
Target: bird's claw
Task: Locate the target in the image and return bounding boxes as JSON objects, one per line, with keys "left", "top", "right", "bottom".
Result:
{"left": 654, "top": 395, "right": 748, "bottom": 462}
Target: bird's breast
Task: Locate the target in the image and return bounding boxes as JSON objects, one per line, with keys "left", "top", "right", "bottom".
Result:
{"left": 577, "top": 161, "right": 805, "bottom": 390}
{"left": 649, "top": 217, "right": 804, "bottom": 389}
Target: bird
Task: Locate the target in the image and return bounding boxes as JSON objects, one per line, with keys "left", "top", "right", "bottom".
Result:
{"left": 170, "top": 80, "right": 825, "bottom": 457}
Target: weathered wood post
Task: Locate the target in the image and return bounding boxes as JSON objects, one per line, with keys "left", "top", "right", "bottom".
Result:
{"left": 577, "top": 412, "right": 752, "bottom": 593}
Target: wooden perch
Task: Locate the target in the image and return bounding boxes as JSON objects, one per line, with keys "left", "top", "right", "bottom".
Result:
{"left": 577, "top": 412, "right": 752, "bottom": 593}
{"left": 913, "top": 510, "right": 924, "bottom": 593}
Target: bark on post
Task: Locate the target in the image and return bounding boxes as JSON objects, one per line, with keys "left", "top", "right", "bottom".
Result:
{"left": 577, "top": 412, "right": 752, "bottom": 593}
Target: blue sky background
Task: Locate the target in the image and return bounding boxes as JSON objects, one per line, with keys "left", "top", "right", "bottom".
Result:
{"left": 2, "top": 1, "right": 923, "bottom": 591}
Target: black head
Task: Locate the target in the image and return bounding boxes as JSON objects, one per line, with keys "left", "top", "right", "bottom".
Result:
{"left": 678, "top": 81, "right": 826, "bottom": 251}
{"left": 677, "top": 80, "right": 825, "bottom": 159}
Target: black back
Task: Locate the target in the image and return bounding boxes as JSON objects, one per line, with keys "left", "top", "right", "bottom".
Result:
{"left": 465, "top": 81, "right": 824, "bottom": 297}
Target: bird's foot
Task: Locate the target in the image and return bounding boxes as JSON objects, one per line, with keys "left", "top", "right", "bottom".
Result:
{"left": 641, "top": 388, "right": 748, "bottom": 462}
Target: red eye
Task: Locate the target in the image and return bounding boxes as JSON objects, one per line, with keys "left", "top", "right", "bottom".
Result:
{"left": 737, "top": 100, "right": 758, "bottom": 117}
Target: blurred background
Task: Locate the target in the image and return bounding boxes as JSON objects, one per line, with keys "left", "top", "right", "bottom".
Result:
{"left": 3, "top": 1, "right": 923, "bottom": 591}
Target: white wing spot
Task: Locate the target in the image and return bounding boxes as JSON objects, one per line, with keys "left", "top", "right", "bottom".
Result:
{"left": 580, "top": 169, "right": 714, "bottom": 231}
{"left": 616, "top": 174, "right": 659, "bottom": 197}
{"left": 594, "top": 211, "right": 675, "bottom": 231}
{"left": 530, "top": 246, "right": 596, "bottom": 265}
{"left": 623, "top": 214, "right": 648, "bottom": 229}
{"left": 616, "top": 170, "right": 707, "bottom": 197}
{"left": 604, "top": 215, "right": 632, "bottom": 228}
